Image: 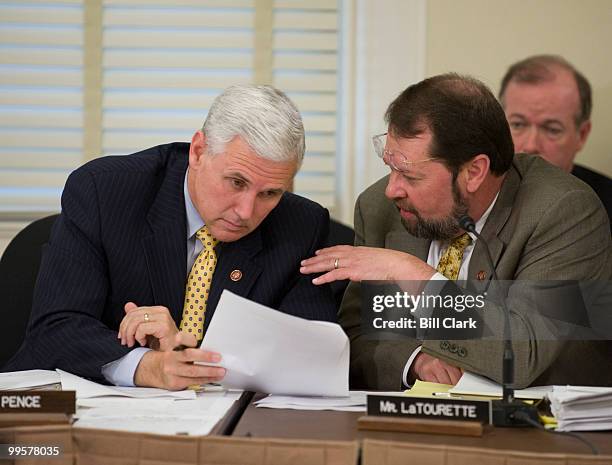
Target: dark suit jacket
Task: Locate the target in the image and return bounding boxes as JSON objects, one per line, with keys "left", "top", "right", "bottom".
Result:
{"left": 572, "top": 163, "right": 612, "bottom": 233}
{"left": 326, "top": 220, "right": 355, "bottom": 307}
{"left": 339, "top": 154, "right": 611, "bottom": 390}
{"left": 5, "top": 143, "right": 337, "bottom": 382}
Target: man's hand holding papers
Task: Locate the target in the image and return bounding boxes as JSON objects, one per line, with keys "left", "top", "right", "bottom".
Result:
{"left": 133, "top": 331, "right": 225, "bottom": 391}
{"left": 116, "top": 304, "right": 226, "bottom": 390}
{"left": 202, "top": 291, "right": 349, "bottom": 397}
{"left": 115, "top": 290, "right": 348, "bottom": 395}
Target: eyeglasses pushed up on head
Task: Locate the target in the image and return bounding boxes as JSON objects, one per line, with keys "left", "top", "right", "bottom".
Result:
{"left": 372, "top": 133, "right": 437, "bottom": 172}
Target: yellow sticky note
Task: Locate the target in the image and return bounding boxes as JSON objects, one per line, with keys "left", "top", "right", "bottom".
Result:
{"left": 404, "top": 379, "right": 454, "bottom": 398}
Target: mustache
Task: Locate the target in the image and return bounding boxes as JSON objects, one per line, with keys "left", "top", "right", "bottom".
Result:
{"left": 395, "top": 202, "right": 419, "bottom": 216}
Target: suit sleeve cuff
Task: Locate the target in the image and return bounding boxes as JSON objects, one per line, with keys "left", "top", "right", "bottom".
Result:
{"left": 402, "top": 345, "right": 422, "bottom": 388}
{"left": 101, "top": 347, "right": 151, "bottom": 386}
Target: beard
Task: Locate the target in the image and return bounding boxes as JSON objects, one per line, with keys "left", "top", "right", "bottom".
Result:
{"left": 398, "top": 179, "right": 469, "bottom": 240}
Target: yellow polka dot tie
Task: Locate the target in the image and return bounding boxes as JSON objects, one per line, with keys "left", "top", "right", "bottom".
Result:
{"left": 436, "top": 233, "right": 472, "bottom": 281}
{"left": 180, "top": 226, "right": 218, "bottom": 342}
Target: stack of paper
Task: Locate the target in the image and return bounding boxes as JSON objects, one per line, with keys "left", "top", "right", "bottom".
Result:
{"left": 57, "top": 369, "right": 242, "bottom": 436}
{"left": 74, "top": 393, "right": 241, "bottom": 436}
{"left": 0, "top": 369, "right": 60, "bottom": 390}
{"left": 548, "top": 385, "right": 612, "bottom": 431}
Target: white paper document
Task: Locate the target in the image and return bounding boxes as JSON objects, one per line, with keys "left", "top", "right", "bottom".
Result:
{"left": 254, "top": 391, "right": 403, "bottom": 412}
{"left": 255, "top": 391, "right": 366, "bottom": 411}
{"left": 0, "top": 369, "right": 60, "bottom": 390}
{"left": 201, "top": 290, "right": 349, "bottom": 397}
{"left": 449, "top": 372, "right": 553, "bottom": 400}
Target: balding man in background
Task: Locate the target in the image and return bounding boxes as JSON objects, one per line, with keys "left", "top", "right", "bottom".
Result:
{"left": 499, "top": 55, "right": 611, "bottom": 229}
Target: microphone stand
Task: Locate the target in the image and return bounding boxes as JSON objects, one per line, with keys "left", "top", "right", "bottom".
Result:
{"left": 457, "top": 216, "right": 539, "bottom": 427}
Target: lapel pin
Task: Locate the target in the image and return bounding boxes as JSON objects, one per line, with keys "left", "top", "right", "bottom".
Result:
{"left": 476, "top": 270, "right": 487, "bottom": 281}
{"left": 230, "top": 269, "right": 242, "bottom": 282}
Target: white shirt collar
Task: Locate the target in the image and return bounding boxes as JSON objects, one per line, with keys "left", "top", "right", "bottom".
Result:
{"left": 183, "top": 167, "right": 205, "bottom": 239}
{"left": 467, "top": 192, "right": 499, "bottom": 241}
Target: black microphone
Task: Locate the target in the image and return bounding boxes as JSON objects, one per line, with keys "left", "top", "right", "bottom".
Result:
{"left": 457, "top": 214, "right": 476, "bottom": 234}
{"left": 457, "top": 215, "right": 499, "bottom": 284}
{"left": 456, "top": 215, "right": 538, "bottom": 427}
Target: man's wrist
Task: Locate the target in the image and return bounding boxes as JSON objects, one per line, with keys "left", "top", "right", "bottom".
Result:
{"left": 407, "top": 352, "right": 423, "bottom": 384}
{"left": 133, "top": 350, "right": 160, "bottom": 387}
{"left": 392, "top": 256, "right": 436, "bottom": 282}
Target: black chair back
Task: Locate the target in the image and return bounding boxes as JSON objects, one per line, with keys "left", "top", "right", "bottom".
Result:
{"left": 0, "top": 214, "right": 59, "bottom": 367}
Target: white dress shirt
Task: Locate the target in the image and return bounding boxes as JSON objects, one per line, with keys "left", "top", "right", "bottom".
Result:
{"left": 401, "top": 194, "right": 498, "bottom": 386}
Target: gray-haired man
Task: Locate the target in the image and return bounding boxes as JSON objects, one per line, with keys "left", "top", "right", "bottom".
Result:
{"left": 6, "top": 85, "right": 337, "bottom": 389}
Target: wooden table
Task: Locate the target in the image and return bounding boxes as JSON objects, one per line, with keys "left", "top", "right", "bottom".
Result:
{"left": 232, "top": 393, "right": 612, "bottom": 456}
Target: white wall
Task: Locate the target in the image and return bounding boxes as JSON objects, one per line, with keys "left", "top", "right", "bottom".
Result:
{"left": 426, "top": 0, "right": 612, "bottom": 176}
{"left": 339, "top": 0, "right": 427, "bottom": 224}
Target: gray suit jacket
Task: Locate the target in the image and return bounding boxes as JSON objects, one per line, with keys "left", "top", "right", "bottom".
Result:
{"left": 339, "top": 154, "right": 612, "bottom": 390}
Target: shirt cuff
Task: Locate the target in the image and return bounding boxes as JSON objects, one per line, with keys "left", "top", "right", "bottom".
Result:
{"left": 402, "top": 345, "right": 422, "bottom": 388}
{"left": 101, "top": 347, "right": 151, "bottom": 386}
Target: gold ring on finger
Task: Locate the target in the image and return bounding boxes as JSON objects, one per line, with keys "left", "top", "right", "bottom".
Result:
{"left": 144, "top": 313, "right": 150, "bottom": 323}
{"left": 334, "top": 257, "right": 339, "bottom": 270}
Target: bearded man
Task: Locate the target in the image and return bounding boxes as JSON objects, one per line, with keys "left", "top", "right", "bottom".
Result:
{"left": 301, "top": 73, "right": 611, "bottom": 390}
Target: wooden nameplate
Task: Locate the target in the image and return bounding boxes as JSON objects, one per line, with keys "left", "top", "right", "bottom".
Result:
{"left": 0, "top": 391, "right": 75, "bottom": 414}
{"left": 358, "top": 415, "right": 483, "bottom": 437}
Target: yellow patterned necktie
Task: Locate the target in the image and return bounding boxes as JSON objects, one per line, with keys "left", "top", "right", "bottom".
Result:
{"left": 436, "top": 233, "right": 472, "bottom": 281}
{"left": 180, "top": 226, "right": 218, "bottom": 342}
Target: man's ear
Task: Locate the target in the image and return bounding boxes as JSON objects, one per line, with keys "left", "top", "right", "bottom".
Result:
{"left": 576, "top": 120, "right": 592, "bottom": 152}
{"left": 188, "top": 131, "right": 207, "bottom": 168}
{"left": 462, "top": 154, "right": 490, "bottom": 194}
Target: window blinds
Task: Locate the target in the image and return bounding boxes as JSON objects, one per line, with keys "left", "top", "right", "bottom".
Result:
{"left": 0, "top": 0, "right": 83, "bottom": 212}
{"left": 0, "top": 0, "right": 340, "bottom": 213}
